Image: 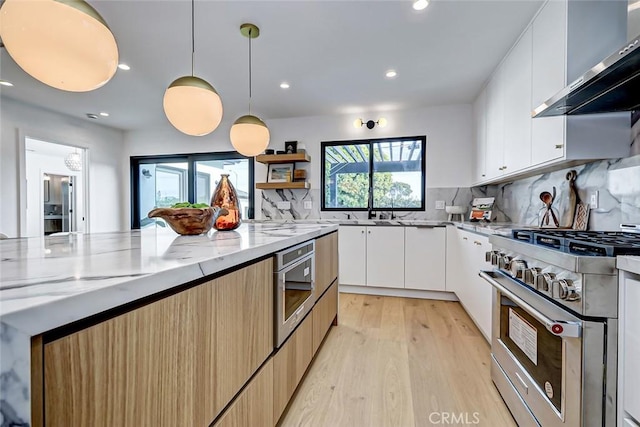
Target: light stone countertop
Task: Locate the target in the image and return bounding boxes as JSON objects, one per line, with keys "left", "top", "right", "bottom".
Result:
{"left": 0, "top": 222, "right": 338, "bottom": 336}
{"left": 617, "top": 256, "right": 640, "bottom": 275}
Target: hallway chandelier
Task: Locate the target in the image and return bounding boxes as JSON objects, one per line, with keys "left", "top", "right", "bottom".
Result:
{"left": 163, "top": 0, "right": 223, "bottom": 136}
{"left": 230, "top": 24, "right": 270, "bottom": 157}
{"left": 65, "top": 151, "right": 82, "bottom": 172}
{"left": 0, "top": 0, "right": 119, "bottom": 92}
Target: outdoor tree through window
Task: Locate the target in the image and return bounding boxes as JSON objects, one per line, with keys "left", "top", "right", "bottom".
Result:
{"left": 322, "top": 136, "right": 425, "bottom": 211}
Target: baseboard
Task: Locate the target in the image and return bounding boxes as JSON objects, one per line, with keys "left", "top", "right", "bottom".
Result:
{"left": 338, "top": 285, "right": 459, "bottom": 301}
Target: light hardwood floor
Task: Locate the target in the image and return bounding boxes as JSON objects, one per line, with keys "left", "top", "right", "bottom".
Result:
{"left": 280, "top": 293, "right": 516, "bottom": 427}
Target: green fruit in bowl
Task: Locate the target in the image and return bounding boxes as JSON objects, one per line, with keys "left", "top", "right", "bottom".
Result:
{"left": 170, "top": 202, "right": 210, "bottom": 208}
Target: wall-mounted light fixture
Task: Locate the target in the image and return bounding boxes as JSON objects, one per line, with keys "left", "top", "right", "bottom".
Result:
{"left": 353, "top": 118, "right": 388, "bottom": 129}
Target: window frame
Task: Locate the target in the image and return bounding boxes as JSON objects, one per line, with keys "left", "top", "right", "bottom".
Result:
{"left": 130, "top": 151, "right": 255, "bottom": 229}
{"left": 320, "top": 135, "right": 426, "bottom": 212}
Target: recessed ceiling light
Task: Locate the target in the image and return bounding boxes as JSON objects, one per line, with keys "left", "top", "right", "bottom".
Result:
{"left": 385, "top": 70, "right": 397, "bottom": 78}
{"left": 99, "top": 112, "right": 109, "bottom": 117}
{"left": 86, "top": 113, "right": 98, "bottom": 119}
{"left": 413, "top": 0, "right": 429, "bottom": 11}
{"left": 118, "top": 63, "right": 131, "bottom": 71}
{"left": 280, "top": 82, "right": 290, "bottom": 89}
{"left": 0, "top": 80, "right": 14, "bottom": 87}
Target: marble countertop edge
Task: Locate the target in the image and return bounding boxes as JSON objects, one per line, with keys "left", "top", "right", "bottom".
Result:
{"left": 616, "top": 256, "right": 640, "bottom": 275}
{"left": 0, "top": 224, "right": 339, "bottom": 336}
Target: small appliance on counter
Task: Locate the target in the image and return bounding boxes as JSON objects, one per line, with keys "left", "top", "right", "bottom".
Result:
{"left": 469, "top": 197, "right": 495, "bottom": 222}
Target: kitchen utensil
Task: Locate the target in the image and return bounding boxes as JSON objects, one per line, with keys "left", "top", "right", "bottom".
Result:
{"left": 539, "top": 189, "right": 560, "bottom": 228}
{"left": 573, "top": 203, "right": 590, "bottom": 230}
{"left": 565, "top": 170, "right": 578, "bottom": 227}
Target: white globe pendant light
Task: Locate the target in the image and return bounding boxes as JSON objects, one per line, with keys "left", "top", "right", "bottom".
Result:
{"left": 230, "top": 24, "right": 270, "bottom": 156}
{"left": 164, "top": 76, "right": 223, "bottom": 136}
{"left": 230, "top": 115, "right": 270, "bottom": 157}
{"left": 0, "top": 0, "right": 118, "bottom": 92}
{"left": 163, "top": 0, "right": 223, "bottom": 136}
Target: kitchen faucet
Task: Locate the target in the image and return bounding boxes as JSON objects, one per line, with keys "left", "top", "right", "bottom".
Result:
{"left": 367, "top": 187, "right": 376, "bottom": 219}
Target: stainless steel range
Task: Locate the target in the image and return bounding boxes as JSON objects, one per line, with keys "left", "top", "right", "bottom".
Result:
{"left": 481, "top": 229, "right": 640, "bottom": 427}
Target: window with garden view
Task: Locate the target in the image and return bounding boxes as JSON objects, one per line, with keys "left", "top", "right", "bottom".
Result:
{"left": 321, "top": 136, "right": 425, "bottom": 211}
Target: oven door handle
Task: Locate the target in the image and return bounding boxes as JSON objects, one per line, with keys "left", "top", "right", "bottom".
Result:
{"left": 479, "top": 271, "right": 582, "bottom": 338}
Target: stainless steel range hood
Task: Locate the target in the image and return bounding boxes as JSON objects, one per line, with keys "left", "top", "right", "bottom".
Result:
{"left": 533, "top": 33, "right": 640, "bottom": 117}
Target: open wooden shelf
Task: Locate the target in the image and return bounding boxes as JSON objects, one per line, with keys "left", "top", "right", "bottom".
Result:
{"left": 256, "top": 182, "right": 310, "bottom": 190}
{"left": 256, "top": 151, "right": 310, "bottom": 164}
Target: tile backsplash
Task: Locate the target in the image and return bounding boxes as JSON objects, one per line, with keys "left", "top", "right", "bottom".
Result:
{"left": 260, "top": 187, "right": 487, "bottom": 221}
{"left": 262, "top": 115, "right": 640, "bottom": 230}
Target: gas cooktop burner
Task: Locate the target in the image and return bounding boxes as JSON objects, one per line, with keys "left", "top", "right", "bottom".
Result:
{"left": 511, "top": 229, "right": 640, "bottom": 256}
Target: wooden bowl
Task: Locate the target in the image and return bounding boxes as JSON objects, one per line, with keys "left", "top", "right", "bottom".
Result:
{"left": 148, "top": 207, "right": 214, "bottom": 235}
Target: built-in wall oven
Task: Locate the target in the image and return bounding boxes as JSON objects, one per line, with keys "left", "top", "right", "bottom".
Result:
{"left": 274, "top": 240, "right": 315, "bottom": 348}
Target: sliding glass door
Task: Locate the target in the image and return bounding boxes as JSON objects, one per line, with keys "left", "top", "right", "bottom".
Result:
{"left": 131, "top": 153, "right": 254, "bottom": 229}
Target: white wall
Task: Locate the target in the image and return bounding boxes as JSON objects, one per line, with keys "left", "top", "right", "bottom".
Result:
{"left": 124, "top": 104, "right": 474, "bottom": 221}
{"left": 0, "top": 98, "right": 126, "bottom": 237}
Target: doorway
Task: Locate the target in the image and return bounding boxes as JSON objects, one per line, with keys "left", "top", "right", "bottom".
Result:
{"left": 25, "top": 138, "right": 87, "bottom": 237}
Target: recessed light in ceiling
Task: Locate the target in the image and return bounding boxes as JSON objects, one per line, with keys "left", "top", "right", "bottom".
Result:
{"left": 280, "top": 82, "right": 290, "bottom": 89}
{"left": 385, "top": 70, "right": 398, "bottom": 78}
{"left": 99, "top": 112, "right": 109, "bottom": 117}
{"left": 413, "top": 0, "right": 429, "bottom": 11}
{"left": 86, "top": 113, "right": 98, "bottom": 119}
{"left": 118, "top": 63, "right": 131, "bottom": 71}
{"left": 0, "top": 80, "right": 14, "bottom": 87}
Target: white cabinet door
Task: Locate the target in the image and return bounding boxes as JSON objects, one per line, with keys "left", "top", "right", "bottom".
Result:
{"left": 502, "top": 27, "right": 532, "bottom": 174}
{"left": 531, "top": 0, "right": 567, "bottom": 165}
{"left": 445, "top": 226, "right": 462, "bottom": 294}
{"left": 404, "top": 227, "right": 446, "bottom": 291}
{"left": 455, "top": 229, "right": 492, "bottom": 341}
{"left": 623, "top": 278, "right": 640, "bottom": 422}
{"left": 471, "top": 235, "right": 492, "bottom": 340}
{"left": 485, "top": 64, "right": 505, "bottom": 180}
{"left": 473, "top": 89, "right": 488, "bottom": 182}
{"left": 366, "top": 226, "right": 405, "bottom": 288}
{"left": 338, "top": 226, "right": 367, "bottom": 286}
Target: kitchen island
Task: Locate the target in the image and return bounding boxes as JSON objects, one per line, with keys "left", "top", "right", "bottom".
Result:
{"left": 0, "top": 222, "right": 339, "bottom": 427}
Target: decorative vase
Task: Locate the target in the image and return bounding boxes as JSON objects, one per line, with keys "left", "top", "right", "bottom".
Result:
{"left": 210, "top": 174, "right": 241, "bottom": 230}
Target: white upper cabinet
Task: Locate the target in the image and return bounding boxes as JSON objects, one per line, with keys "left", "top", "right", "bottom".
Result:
{"left": 502, "top": 26, "right": 533, "bottom": 174}
{"left": 531, "top": 0, "right": 567, "bottom": 165}
{"left": 485, "top": 64, "right": 505, "bottom": 180}
{"left": 472, "top": 0, "right": 630, "bottom": 186}
{"left": 473, "top": 89, "right": 487, "bottom": 182}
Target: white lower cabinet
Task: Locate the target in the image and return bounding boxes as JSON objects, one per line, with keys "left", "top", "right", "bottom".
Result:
{"left": 620, "top": 274, "right": 640, "bottom": 425}
{"left": 446, "top": 227, "right": 492, "bottom": 340}
{"left": 338, "top": 225, "right": 446, "bottom": 291}
{"left": 366, "top": 226, "right": 405, "bottom": 288}
{"left": 404, "top": 227, "right": 446, "bottom": 291}
{"left": 338, "top": 226, "right": 367, "bottom": 285}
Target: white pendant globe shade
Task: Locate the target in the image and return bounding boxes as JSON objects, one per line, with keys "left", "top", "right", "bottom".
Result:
{"left": 0, "top": 0, "right": 118, "bottom": 92}
{"left": 163, "top": 76, "right": 224, "bottom": 136}
{"left": 64, "top": 152, "right": 82, "bottom": 171}
{"left": 230, "top": 115, "right": 270, "bottom": 156}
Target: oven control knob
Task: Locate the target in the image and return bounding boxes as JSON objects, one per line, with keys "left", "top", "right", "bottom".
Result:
{"left": 551, "top": 279, "right": 579, "bottom": 301}
{"left": 510, "top": 260, "right": 527, "bottom": 279}
{"left": 524, "top": 267, "right": 542, "bottom": 286}
{"left": 539, "top": 272, "right": 556, "bottom": 293}
{"left": 485, "top": 250, "right": 499, "bottom": 265}
{"left": 499, "top": 255, "right": 513, "bottom": 271}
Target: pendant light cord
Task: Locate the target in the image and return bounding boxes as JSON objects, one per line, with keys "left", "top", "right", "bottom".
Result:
{"left": 248, "top": 27, "right": 253, "bottom": 115}
{"left": 191, "top": 0, "right": 195, "bottom": 76}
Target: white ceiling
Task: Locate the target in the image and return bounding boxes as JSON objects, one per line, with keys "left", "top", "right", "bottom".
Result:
{"left": 0, "top": 0, "right": 545, "bottom": 132}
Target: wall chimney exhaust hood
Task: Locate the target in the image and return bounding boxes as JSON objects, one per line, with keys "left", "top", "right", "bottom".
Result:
{"left": 533, "top": 33, "right": 640, "bottom": 117}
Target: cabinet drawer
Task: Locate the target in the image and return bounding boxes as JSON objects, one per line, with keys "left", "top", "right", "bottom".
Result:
{"left": 273, "top": 313, "right": 313, "bottom": 424}
{"left": 312, "top": 280, "right": 338, "bottom": 354}
{"left": 213, "top": 358, "right": 273, "bottom": 427}
{"left": 315, "top": 232, "right": 338, "bottom": 297}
